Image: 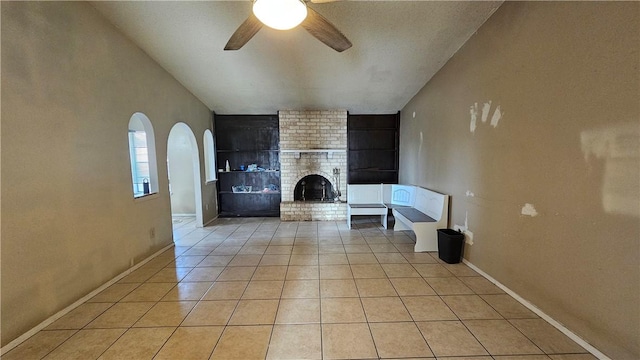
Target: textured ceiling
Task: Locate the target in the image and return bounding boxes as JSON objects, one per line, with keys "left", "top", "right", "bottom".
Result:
{"left": 91, "top": 1, "right": 502, "bottom": 114}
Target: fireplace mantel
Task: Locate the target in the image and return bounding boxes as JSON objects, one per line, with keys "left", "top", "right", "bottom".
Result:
{"left": 280, "top": 149, "right": 346, "bottom": 159}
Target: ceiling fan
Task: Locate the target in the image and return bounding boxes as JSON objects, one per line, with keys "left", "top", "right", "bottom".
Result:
{"left": 224, "top": 0, "right": 352, "bottom": 52}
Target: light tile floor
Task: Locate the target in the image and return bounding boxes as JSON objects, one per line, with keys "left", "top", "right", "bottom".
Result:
{"left": 4, "top": 216, "right": 595, "bottom": 360}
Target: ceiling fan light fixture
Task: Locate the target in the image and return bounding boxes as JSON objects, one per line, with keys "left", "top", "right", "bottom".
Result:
{"left": 253, "top": 0, "right": 308, "bottom": 31}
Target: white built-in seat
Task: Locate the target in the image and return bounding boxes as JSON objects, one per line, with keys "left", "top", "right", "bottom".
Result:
{"left": 390, "top": 185, "right": 449, "bottom": 252}
{"left": 346, "top": 184, "right": 449, "bottom": 251}
{"left": 346, "top": 184, "right": 388, "bottom": 229}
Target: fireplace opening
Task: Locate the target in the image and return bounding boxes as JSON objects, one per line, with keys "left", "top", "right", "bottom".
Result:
{"left": 294, "top": 175, "right": 336, "bottom": 202}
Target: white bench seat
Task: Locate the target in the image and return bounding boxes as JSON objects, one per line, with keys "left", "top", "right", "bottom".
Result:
{"left": 347, "top": 184, "right": 388, "bottom": 229}
{"left": 389, "top": 185, "right": 449, "bottom": 252}
{"left": 349, "top": 203, "right": 386, "bottom": 209}
{"left": 394, "top": 208, "right": 436, "bottom": 223}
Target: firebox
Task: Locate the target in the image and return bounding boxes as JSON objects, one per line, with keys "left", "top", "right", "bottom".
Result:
{"left": 294, "top": 174, "right": 336, "bottom": 202}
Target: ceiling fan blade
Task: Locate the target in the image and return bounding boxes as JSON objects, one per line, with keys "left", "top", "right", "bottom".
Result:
{"left": 224, "top": 13, "right": 263, "bottom": 51}
{"left": 300, "top": 7, "right": 352, "bottom": 52}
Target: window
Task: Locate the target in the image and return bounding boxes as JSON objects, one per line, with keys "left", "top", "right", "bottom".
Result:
{"left": 128, "top": 113, "right": 158, "bottom": 198}
{"left": 129, "top": 130, "right": 150, "bottom": 195}
{"left": 204, "top": 129, "right": 217, "bottom": 182}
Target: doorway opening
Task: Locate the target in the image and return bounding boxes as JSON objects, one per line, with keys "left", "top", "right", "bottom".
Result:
{"left": 167, "top": 123, "right": 203, "bottom": 230}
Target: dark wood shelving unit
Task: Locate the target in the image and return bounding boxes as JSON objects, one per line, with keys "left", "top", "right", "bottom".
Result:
{"left": 215, "top": 114, "right": 280, "bottom": 217}
{"left": 347, "top": 112, "right": 400, "bottom": 184}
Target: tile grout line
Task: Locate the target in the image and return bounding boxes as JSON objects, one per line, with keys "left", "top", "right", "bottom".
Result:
{"left": 120, "top": 229, "right": 225, "bottom": 360}
{"left": 96, "top": 242, "right": 205, "bottom": 359}
{"left": 263, "top": 220, "right": 293, "bottom": 360}
{"left": 316, "top": 232, "right": 325, "bottom": 360}
{"left": 180, "top": 220, "right": 242, "bottom": 359}
{"left": 163, "top": 239, "right": 225, "bottom": 360}
{"left": 0, "top": 242, "right": 175, "bottom": 357}
{"left": 207, "top": 219, "right": 261, "bottom": 359}
{"left": 463, "top": 258, "right": 610, "bottom": 360}
{"left": 4, "top": 218, "right": 599, "bottom": 360}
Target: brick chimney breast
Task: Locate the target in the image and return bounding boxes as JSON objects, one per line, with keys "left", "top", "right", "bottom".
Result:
{"left": 279, "top": 110, "right": 348, "bottom": 221}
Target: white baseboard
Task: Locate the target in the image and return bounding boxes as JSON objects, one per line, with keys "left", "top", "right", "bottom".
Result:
{"left": 462, "top": 259, "right": 610, "bottom": 360}
{"left": 0, "top": 243, "right": 175, "bottom": 356}
{"left": 171, "top": 213, "right": 196, "bottom": 217}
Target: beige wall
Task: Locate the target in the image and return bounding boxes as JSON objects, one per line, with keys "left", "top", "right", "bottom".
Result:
{"left": 399, "top": 2, "right": 639, "bottom": 358}
{"left": 1, "top": 2, "right": 217, "bottom": 345}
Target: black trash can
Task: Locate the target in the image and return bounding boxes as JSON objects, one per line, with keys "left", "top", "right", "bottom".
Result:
{"left": 437, "top": 229, "right": 464, "bottom": 264}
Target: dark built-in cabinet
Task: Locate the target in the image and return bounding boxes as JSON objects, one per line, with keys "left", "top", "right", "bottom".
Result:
{"left": 348, "top": 112, "right": 400, "bottom": 184}
{"left": 214, "top": 114, "right": 280, "bottom": 217}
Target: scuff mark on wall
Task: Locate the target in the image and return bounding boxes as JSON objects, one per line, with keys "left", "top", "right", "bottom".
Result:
{"left": 490, "top": 105, "right": 502, "bottom": 128}
{"left": 481, "top": 101, "right": 492, "bottom": 123}
{"left": 580, "top": 122, "right": 640, "bottom": 218}
{"left": 521, "top": 203, "right": 539, "bottom": 217}
{"left": 470, "top": 103, "right": 478, "bottom": 133}
{"left": 466, "top": 190, "right": 475, "bottom": 197}
{"left": 455, "top": 211, "right": 470, "bottom": 232}
{"left": 470, "top": 101, "right": 502, "bottom": 132}
{"left": 454, "top": 211, "right": 474, "bottom": 245}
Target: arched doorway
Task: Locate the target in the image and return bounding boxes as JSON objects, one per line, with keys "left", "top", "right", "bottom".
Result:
{"left": 167, "top": 123, "right": 203, "bottom": 228}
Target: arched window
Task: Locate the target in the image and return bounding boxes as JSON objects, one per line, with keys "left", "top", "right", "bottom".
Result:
{"left": 128, "top": 113, "right": 159, "bottom": 197}
{"left": 204, "top": 129, "right": 217, "bottom": 182}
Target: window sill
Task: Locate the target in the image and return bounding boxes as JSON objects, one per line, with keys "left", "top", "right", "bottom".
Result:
{"left": 133, "top": 192, "right": 159, "bottom": 202}
{"left": 206, "top": 179, "right": 218, "bottom": 185}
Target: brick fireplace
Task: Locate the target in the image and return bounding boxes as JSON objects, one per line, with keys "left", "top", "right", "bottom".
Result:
{"left": 279, "top": 110, "right": 348, "bottom": 221}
